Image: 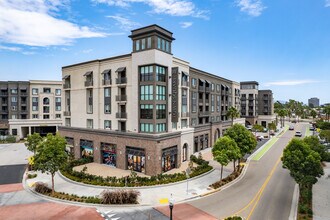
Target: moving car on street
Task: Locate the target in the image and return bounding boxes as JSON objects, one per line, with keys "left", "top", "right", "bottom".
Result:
{"left": 295, "top": 131, "right": 302, "bottom": 137}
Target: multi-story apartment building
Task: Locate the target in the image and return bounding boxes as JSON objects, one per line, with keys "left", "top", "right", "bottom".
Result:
{"left": 0, "top": 80, "right": 63, "bottom": 138}
{"left": 240, "top": 81, "right": 259, "bottom": 125}
{"left": 308, "top": 97, "right": 320, "bottom": 108}
{"left": 240, "top": 82, "right": 275, "bottom": 128}
{"left": 59, "top": 25, "right": 245, "bottom": 176}
{"left": 0, "top": 81, "right": 29, "bottom": 135}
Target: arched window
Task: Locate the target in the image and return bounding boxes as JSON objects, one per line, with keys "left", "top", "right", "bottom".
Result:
{"left": 43, "top": 97, "right": 50, "bottom": 105}
{"left": 182, "top": 143, "right": 188, "bottom": 162}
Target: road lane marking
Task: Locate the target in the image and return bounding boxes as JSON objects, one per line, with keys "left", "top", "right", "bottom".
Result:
{"left": 252, "top": 137, "right": 279, "bottom": 161}
{"left": 232, "top": 157, "right": 282, "bottom": 218}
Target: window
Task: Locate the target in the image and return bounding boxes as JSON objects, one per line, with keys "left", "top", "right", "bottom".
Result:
{"left": 156, "top": 123, "right": 166, "bottom": 132}
{"left": 140, "top": 104, "right": 153, "bottom": 119}
{"left": 43, "top": 88, "right": 51, "bottom": 93}
{"left": 182, "top": 89, "right": 187, "bottom": 113}
{"left": 157, "top": 37, "right": 170, "bottom": 53}
{"left": 104, "top": 88, "right": 111, "bottom": 114}
{"left": 136, "top": 40, "right": 140, "bottom": 51}
{"left": 216, "top": 84, "right": 220, "bottom": 92}
{"left": 217, "top": 95, "right": 220, "bottom": 112}
{"left": 211, "top": 83, "right": 215, "bottom": 91}
{"left": 43, "top": 97, "right": 50, "bottom": 105}
{"left": 140, "top": 85, "right": 153, "bottom": 100}
{"left": 191, "top": 78, "right": 197, "bottom": 87}
{"left": 32, "top": 106, "right": 37, "bottom": 111}
{"left": 191, "top": 118, "right": 197, "bottom": 126}
{"left": 12, "top": 129, "right": 17, "bottom": 135}
{"left": 181, "top": 119, "right": 188, "bottom": 128}
{"left": 141, "top": 38, "right": 146, "bottom": 50}
{"left": 191, "top": 92, "right": 197, "bottom": 112}
{"left": 55, "top": 89, "right": 61, "bottom": 96}
{"left": 211, "top": 95, "right": 215, "bottom": 112}
{"left": 43, "top": 106, "right": 49, "bottom": 113}
{"left": 165, "top": 41, "right": 170, "bottom": 52}
{"left": 43, "top": 114, "right": 50, "bottom": 119}
{"left": 32, "top": 114, "right": 38, "bottom": 119}
{"left": 156, "top": 85, "right": 166, "bottom": 100}
{"left": 87, "top": 89, "right": 93, "bottom": 113}
{"left": 11, "top": 97, "right": 17, "bottom": 102}
{"left": 56, "top": 114, "right": 61, "bottom": 119}
{"left": 55, "top": 97, "right": 61, "bottom": 111}
{"left": 32, "top": 88, "right": 38, "bottom": 95}
{"left": 11, "top": 114, "right": 17, "bottom": 119}
{"left": 156, "top": 104, "right": 166, "bottom": 119}
{"left": 11, "top": 88, "right": 18, "bottom": 94}
{"left": 104, "top": 120, "right": 111, "bottom": 129}
{"left": 140, "top": 66, "right": 153, "bottom": 81}
{"left": 32, "top": 97, "right": 38, "bottom": 111}
{"left": 156, "top": 66, "right": 166, "bottom": 82}
{"left": 172, "top": 122, "right": 177, "bottom": 129}
{"left": 87, "top": 119, "right": 93, "bottom": 129}
{"left": 140, "top": 123, "right": 153, "bottom": 133}
{"left": 147, "top": 37, "right": 152, "bottom": 49}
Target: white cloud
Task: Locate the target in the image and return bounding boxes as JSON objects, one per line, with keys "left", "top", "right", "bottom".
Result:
{"left": 82, "top": 49, "right": 93, "bottom": 54}
{"left": 326, "top": 0, "right": 330, "bottom": 7}
{"left": 0, "top": 45, "right": 22, "bottom": 52}
{"left": 107, "top": 15, "right": 141, "bottom": 31}
{"left": 93, "top": 0, "right": 209, "bottom": 19}
{"left": 180, "top": 22, "right": 193, "bottom": 28}
{"left": 236, "top": 0, "right": 266, "bottom": 17}
{"left": 265, "top": 80, "right": 319, "bottom": 86}
{"left": 0, "top": 0, "right": 106, "bottom": 47}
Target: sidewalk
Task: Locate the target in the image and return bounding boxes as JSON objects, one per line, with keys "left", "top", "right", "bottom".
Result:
{"left": 25, "top": 148, "right": 234, "bottom": 206}
{"left": 313, "top": 162, "right": 330, "bottom": 220}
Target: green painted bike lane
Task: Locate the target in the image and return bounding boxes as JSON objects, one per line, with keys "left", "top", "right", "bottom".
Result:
{"left": 252, "top": 125, "right": 289, "bottom": 161}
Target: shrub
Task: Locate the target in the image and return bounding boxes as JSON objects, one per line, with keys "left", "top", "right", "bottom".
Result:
{"left": 34, "top": 182, "right": 51, "bottom": 194}
{"left": 224, "top": 216, "right": 242, "bottom": 220}
{"left": 27, "top": 173, "right": 37, "bottom": 179}
{"left": 101, "top": 190, "right": 140, "bottom": 204}
{"left": 210, "top": 165, "right": 244, "bottom": 189}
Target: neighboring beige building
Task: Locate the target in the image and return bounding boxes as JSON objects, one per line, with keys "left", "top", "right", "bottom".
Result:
{"left": 8, "top": 80, "right": 63, "bottom": 139}
{"left": 59, "top": 25, "right": 245, "bottom": 176}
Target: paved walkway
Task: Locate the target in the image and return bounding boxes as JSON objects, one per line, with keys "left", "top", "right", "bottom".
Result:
{"left": 313, "top": 162, "right": 330, "bottom": 220}
{"left": 26, "top": 148, "right": 235, "bottom": 206}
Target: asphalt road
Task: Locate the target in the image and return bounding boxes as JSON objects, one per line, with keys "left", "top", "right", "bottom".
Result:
{"left": 0, "top": 164, "right": 27, "bottom": 185}
{"left": 188, "top": 123, "right": 309, "bottom": 220}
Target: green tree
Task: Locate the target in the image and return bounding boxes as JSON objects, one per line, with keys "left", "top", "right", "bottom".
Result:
{"left": 224, "top": 124, "right": 257, "bottom": 161}
{"left": 303, "top": 136, "right": 328, "bottom": 161}
{"left": 277, "top": 109, "right": 287, "bottom": 128}
{"left": 213, "top": 136, "right": 241, "bottom": 172}
{"left": 319, "top": 130, "right": 330, "bottom": 143}
{"left": 212, "top": 138, "right": 231, "bottom": 182}
{"left": 25, "top": 133, "right": 42, "bottom": 154}
{"left": 282, "top": 139, "right": 324, "bottom": 189}
{"left": 252, "top": 124, "right": 264, "bottom": 132}
{"left": 268, "top": 122, "right": 277, "bottom": 131}
{"left": 226, "top": 107, "right": 240, "bottom": 126}
{"left": 324, "top": 106, "right": 330, "bottom": 121}
{"left": 34, "top": 133, "right": 68, "bottom": 194}
{"left": 310, "top": 109, "right": 317, "bottom": 122}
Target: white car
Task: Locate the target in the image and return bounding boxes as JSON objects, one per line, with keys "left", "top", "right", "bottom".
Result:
{"left": 295, "top": 131, "right": 302, "bottom": 137}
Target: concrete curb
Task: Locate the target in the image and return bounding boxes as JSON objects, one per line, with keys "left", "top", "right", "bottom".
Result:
{"left": 57, "top": 168, "right": 215, "bottom": 190}
{"left": 289, "top": 184, "right": 299, "bottom": 220}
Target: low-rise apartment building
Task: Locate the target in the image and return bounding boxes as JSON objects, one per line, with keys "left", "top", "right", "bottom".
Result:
{"left": 59, "top": 24, "right": 245, "bottom": 176}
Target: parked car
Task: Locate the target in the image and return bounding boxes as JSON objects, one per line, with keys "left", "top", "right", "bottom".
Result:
{"left": 309, "top": 126, "right": 315, "bottom": 131}
{"left": 270, "top": 130, "right": 275, "bottom": 135}
{"left": 295, "top": 131, "right": 302, "bottom": 137}
{"left": 256, "top": 136, "right": 264, "bottom": 141}
{"left": 289, "top": 125, "right": 295, "bottom": 130}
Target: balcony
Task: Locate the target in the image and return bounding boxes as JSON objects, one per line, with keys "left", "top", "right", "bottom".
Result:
{"left": 198, "top": 111, "right": 210, "bottom": 117}
{"left": 102, "top": 79, "right": 112, "bottom": 86}
{"left": 181, "top": 112, "right": 190, "bottom": 118}
{"left": 20, "top": 92, "right": 27, "bottom": 96}
{"left": 205, "top": 87, "right": 210, "bottom": 93}
{"left": 205, "top": 99, "right": 210, "bottom": 105}
{"left": 84, "top": 80, "right": 93, "bottom": 87}
{"left": 198, "top": 86, "right": 205, "bottom": 92}
{"left": 199, "top": 99, "right": 203, "bottom": 104}
{"left": 116, "top": 77, "right": 127, "bottom": 85}
{"left": 0, "top": 92, "right": 8, "bottom": 96}
{"left": 63, "top": 83, "right": 71, "bottom": 89}
{"left": 181, "top": 81, "right": 189, "bottom": 87}
{"left": 116, "top": 95, "right": 127, "bottom": 101}
{"left": 116, "top": 112, "right": 127, "bottom": 119}
{"left": 20, "top": 101, "right": 27, "bottom": 106}
{"left": 64, "top": 111, "right": 71, "bottom": 116}
{"left": 1, "top": 102, "right": 7, "bottom": 106}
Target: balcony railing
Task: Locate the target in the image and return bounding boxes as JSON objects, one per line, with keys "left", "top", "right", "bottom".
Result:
{"left": 205, "top": 87, "right": 210, "bottom": 93}
{"left": 84, "top": 80, "right": 93, "bottom": 87}
{"left": 116, "top": 95, "right": 127, "bottom": 101}
{"left": 116, "top": 112, "right": 127, "bottom": 119}
{"left": 63, "top": 83, "right": 71, "bottom": 89}
{"left": 0, "top": 92, "right": 8, "bottom": 96}
{"left": 181, "top": 81, "right": 189, "bottom": 87}
{"left": 20, "top": 93, "right": 27, "bottom": 96}
{"left": 198, "top": 111, "right": 210, "bottom": 117}
{"left": 64, "top": 111, "right": 71, "bottom": 116}
{"left": 102, "top": 79, "right": 112, "bottom": 86}
{"left": 116, "top": 77, "right": 127, "bottom": 84}
{"left": 198, "top": 86, "right": 205, "bottom": 92}
{"left": 199, "top": 99, "right": 203, "bottom": 104}
{"left": 181, "top": 112, "right": 190, "bottom": 118}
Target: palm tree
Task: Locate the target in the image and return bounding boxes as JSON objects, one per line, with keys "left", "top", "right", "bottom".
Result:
{"left": 277, "top": 109, "right": 287, "bottom": 128}
{"left": 226, "top": 107, "right": 240, "bottom": 126}
{"left": 310, "top": 109, "right": 317, "bottom": 122}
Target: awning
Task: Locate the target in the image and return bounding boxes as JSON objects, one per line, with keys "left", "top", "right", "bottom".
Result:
{"left": 115, "top": 67, "right": 126, "bottom": 72}
{"left": 199, "top": 79, "right": 205, "bottom": 83}
{"left": 83, "top": 71, "right": 93, "bottom": 76}
{"left": 182, "top": 71, "right": 189, "bottom": 76}
{"left": 62, "top": 75, "right": 70, "bottom": 80}
{"left": 101, "top": 69, "right": 111, "bottom": 75}
{"left": 0, "top": 87, "right": 8, "bottom": 90}
{"left": 205, "top": 80, "right": 211, "bottom": 85}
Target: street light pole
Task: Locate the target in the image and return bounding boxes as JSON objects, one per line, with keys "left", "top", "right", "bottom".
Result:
{"left": 169, "top": 193, "right": 174, "bottom": 220}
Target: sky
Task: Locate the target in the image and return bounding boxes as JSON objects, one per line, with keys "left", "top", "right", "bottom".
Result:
{"left": 0, "top": 0, "right": 330, "bottom": 104}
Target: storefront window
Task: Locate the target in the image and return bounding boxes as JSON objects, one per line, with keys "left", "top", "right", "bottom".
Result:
{"left": 126, "top": 147, "right": 145, "bottom": 173}
{"left": 80, "top": 139, "right": 93, "bottom": 159}
{"left": 161, "top": 146, "right": 178, "bottom": 172}
{"left": 101, "top": 142, "right": 116, "bottom": 167}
